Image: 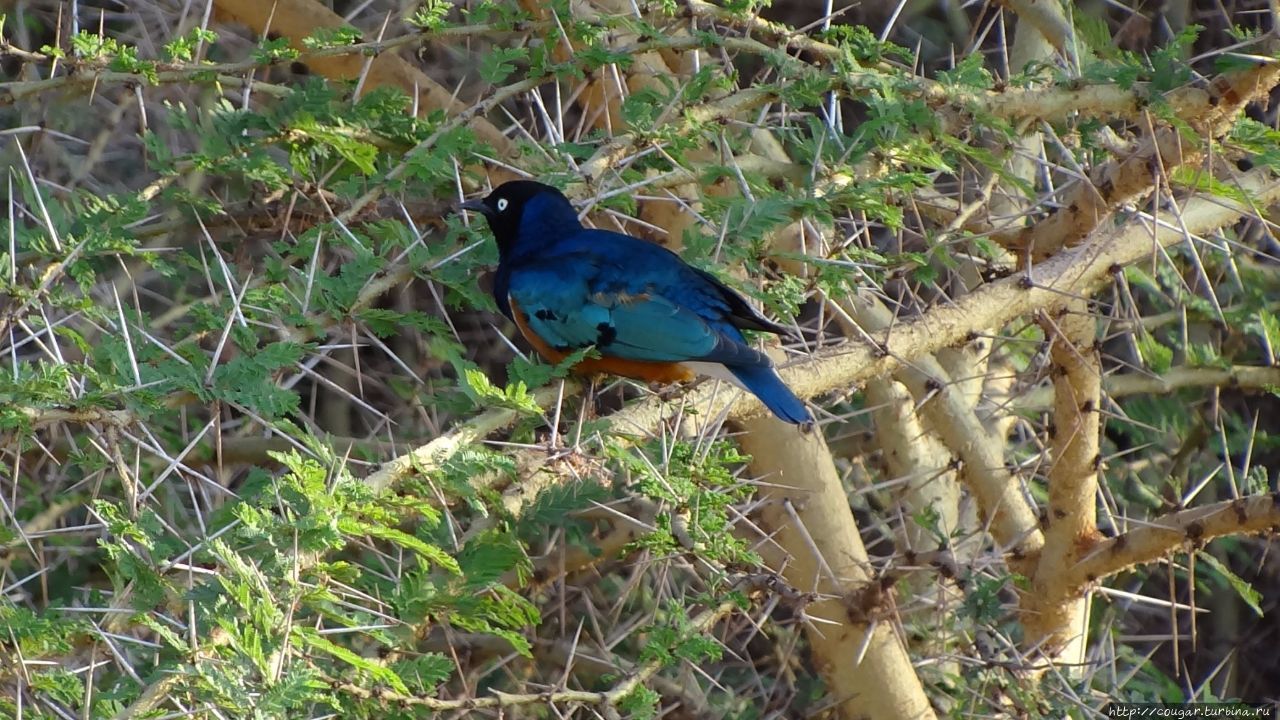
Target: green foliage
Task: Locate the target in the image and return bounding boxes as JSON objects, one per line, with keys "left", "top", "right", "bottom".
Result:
{"left": 1197, "top": 550, "right": 1264, "bottom": 617}
{"left": 0, "top": 602, "right": 87, "bottom": 657}
{"left": 253, "top": 36, "right": 301, "bottom": 64}
{"left": 638, "top": 602, "right": 725, "bottom": 668}
{"left": 961, "top": 572, "right": 1011, "bottom": 626}
{"left": 479, "top": 47, "right": 528, "bottom": 85}
{"left": 302, "top": 26, "right": 364, "bottom": 50}
{"left": 1074, "top": 11, "right": 1119, "bottom": 63}
{"left": 164, "top": 28, "right": 219, "bottom": 62}
{"left": 80, "top": 452, "right": 538, "bottom": 710}
{"left": 1246, "top": 310, "right": 1280, "bottom": 357}
{"left": 617, "top": 685, "right": 661, "bottom": 718}
{"left": 209, "top": 341, "right": 307, "bottom": 419}
{"left": 1078, "top": 24, "right": 1200, "bottom": 91}
{"left": 1149, "top": 26, "right": 1200, "bottom": 93}
{"left": 461, "top": 366, "right": 543, "bottom": 413}
{"left": 515, "top": 478, "right": 610, "bottom": 545}
{"left": 407, "top": 0, "right": 455, "bottom": 30}
{"left": 938, "top": 53, "right": 994, "bottom": 90}
{"left": 614, "top": 439, "right": 758, "bottom": 567}
{"left": 1136, "top": 332, "right": 1174, "bottom": 374}
{"left": 822, "top": 24, "right": 914, "bottom": 66}
{"left": 1230, "top": 117, "right": 1280, "bottom": 174}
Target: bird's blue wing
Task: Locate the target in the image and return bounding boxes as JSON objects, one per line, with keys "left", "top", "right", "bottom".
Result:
{"left": 507, "top": 252, "right": 769, "bottom": 366}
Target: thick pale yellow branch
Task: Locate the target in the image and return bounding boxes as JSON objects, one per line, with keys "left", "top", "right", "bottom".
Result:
{"left": 1024, "top": 302, "right": 1102, "bottom": 659}
{"left": 739, "top": 422, "right": 938, "bottom": 720}
{"left": 1067, "top": 494, "right": 1280, "bottom": 588}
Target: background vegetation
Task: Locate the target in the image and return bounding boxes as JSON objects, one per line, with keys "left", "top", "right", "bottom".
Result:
{"left": 2, "top": 0, "right": 1280, "bottom": 717}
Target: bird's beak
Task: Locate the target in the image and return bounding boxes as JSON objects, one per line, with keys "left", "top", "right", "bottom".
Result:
{"left": 457, "top": 198, "right": 491, "bottom": 217}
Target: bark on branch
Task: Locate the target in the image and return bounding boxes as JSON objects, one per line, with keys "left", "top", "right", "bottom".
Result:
{"left": 1067, "top": 494, "right": 1280, "bottom": 588}
{"left": 739, "top": 422, "right": 938, "bottom": 720}
{"left": 1014, "top": 365, "right": 1280, "bottom": 411}
{"left": 1023, "top": 301, "right": 1102, "bottom": 660}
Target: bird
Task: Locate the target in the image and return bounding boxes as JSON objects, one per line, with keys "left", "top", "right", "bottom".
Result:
{"left": 459, "top": 180, "right": 812, "bottom": 425}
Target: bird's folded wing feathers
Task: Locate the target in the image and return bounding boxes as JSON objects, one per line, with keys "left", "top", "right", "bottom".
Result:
{"left": 507, "top": 256, "right": 771, "bottom": 367}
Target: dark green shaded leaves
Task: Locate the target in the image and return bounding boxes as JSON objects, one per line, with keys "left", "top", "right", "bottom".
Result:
{"left": 294, "top": 627, "right": 410, "bottom": 694}
{"left": 210, "top": 342, "right": 305, "bottom": 419}
{"left": 479, "top": 47, "right": 528, "bottom": 85}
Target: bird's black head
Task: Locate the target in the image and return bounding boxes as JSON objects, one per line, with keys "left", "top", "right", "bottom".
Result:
{"left": 458, "top": 180, "right": 581, "bottom": 259}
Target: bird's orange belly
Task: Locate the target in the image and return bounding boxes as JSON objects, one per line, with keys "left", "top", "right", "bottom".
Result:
{"left": 509, "top": 299, "right": 694, "bottom": 384}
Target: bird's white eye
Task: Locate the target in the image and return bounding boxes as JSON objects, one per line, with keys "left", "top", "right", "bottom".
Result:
{"left": 496, "top": 198, "right": 509, "bottom": 212}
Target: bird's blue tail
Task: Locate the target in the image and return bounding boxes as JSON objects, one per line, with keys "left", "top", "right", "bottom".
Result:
{"left": 728, "top": 365, "right": 812, "bottom": 425}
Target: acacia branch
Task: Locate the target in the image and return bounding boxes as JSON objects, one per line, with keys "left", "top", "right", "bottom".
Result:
{"left": 704, "top": 102, "right": 936, "bottom": 720}
{"left": 1014, "top": 365, "right": 1280, "bottom": 411}
{"left": 1003, "top": 57, "right": 1280, "bottom": 260}
{"left": 363, "top": 384, "right": 573, "bottom": 494}
{"left": 841, "top": 292, "right": 1044, "bottom": 573}
{"left": 1066, "top": 494, "right": 1280, "bottom": 588}
{"left": 864, "top": 376, "right": 960, "bottom": 553}
{"left": 1024, "top": 301, "right": 1102, "bottom": 660}
{"left": 1003, "top": 0, "right": 1077, "bottom": 59}
{"left": 738, "top": 420, "right": 938, "bottom": 720}
{"left": 667, "top": 0, "right": 1241, "bottom": 133}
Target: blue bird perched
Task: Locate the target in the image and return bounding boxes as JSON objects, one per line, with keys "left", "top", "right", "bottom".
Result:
{"left": 460, "top": 180, "right": 812, "bottom": 425}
